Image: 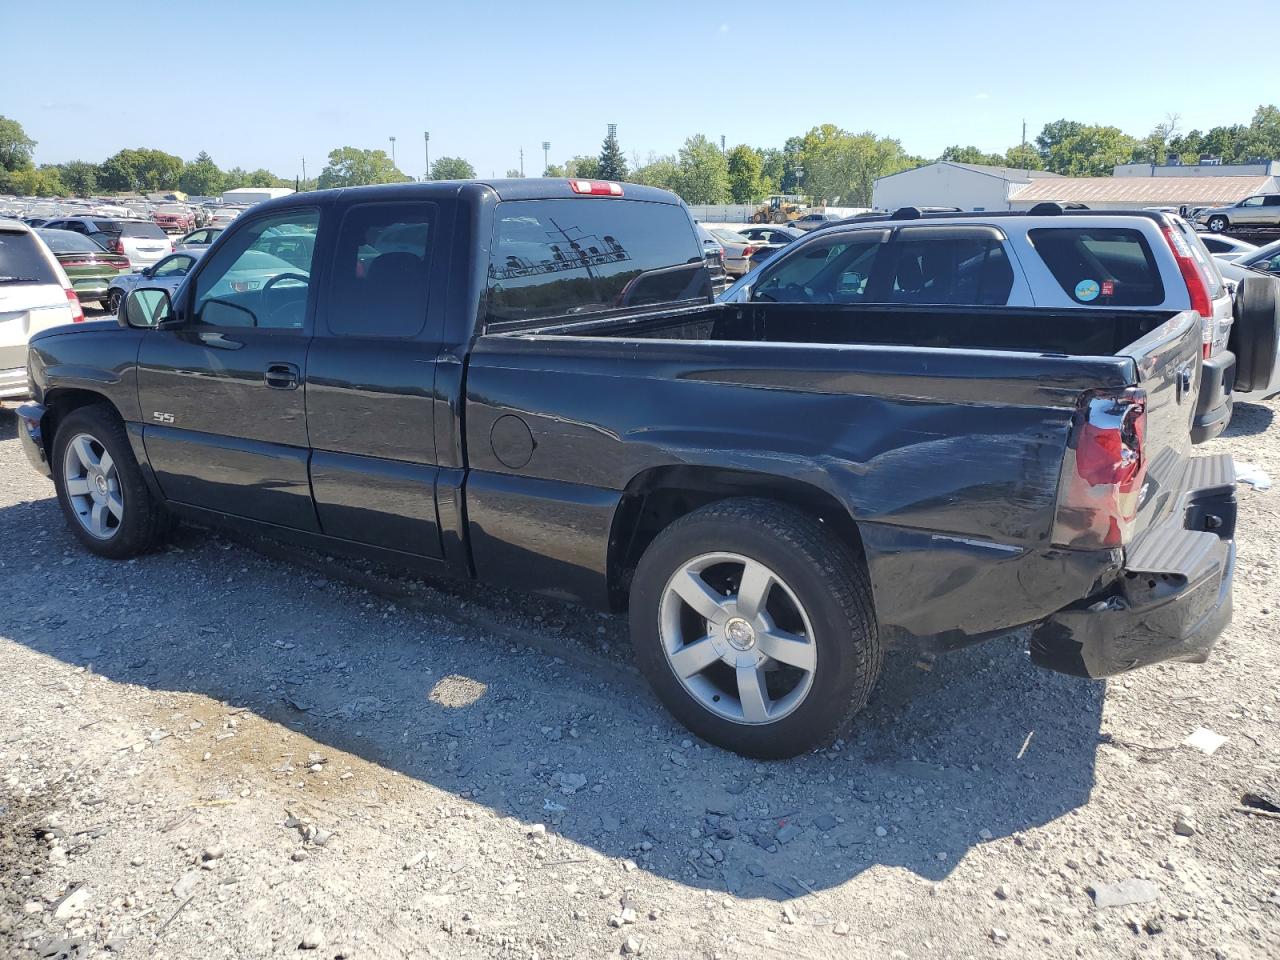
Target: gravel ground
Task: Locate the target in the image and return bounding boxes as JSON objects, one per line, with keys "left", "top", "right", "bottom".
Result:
{"left": 0, "top": 396, "right": 1277, "bottom": 960}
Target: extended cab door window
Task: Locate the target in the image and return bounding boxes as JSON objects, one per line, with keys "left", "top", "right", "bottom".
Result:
{"left": 751, "top": 231, "right": 887, "bottom": 303}
{"left": 323, "top": 203, "right": 433, "bottom": 337}
{"left": 191, "top": 209, "right": 320, "bottom": 330}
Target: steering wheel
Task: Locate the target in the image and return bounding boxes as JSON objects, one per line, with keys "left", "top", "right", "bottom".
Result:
{"left": 261, "top": 272, "right": 310, "bottom": 328}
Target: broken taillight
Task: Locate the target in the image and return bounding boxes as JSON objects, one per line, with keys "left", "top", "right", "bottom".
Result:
{"left": 1052, "top": 388, "right": 1147, "bottom": 549}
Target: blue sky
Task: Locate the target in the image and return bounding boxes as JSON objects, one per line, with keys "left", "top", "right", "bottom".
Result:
{"left": 1, "top": 0, "right": 1271, "bottom": 180}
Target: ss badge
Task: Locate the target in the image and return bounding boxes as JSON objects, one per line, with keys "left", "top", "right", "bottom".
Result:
{"left": 152, "top": 411, "right": 175, "bottom": 424}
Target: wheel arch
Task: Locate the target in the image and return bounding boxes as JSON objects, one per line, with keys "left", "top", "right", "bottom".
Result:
{"left": 606, "top": 464, "right": 865, "bottom": 611}
{"left": 41, "top": 388, "right": 126, "bottom": 463}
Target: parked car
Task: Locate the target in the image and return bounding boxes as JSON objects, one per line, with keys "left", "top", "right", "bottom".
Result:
{"left": 738, "top": 225, "right": 804, "bottom": 246}
{"left": 152, "top": 205, "right": 195, "bottom": 234}
{"left": 722, "top": 207, "right": 1242, "bottom": 444}
{"left": 37, "top": 228, "right": 132, "bottom": 309}
{"left": 1200, "top": 234, "right": 1258, "bottom": 260}
{"left": 789, "top": 212, "right": 843, "bottom": 232}
{"left": 14, "top": 180, "right": 1239, "bottom": 757}
{"left": 176, "top": 227, "right": 224, "bottom": 251}
{"left": 0, "top": 218, "right": 82, "bottom": 399}
{"left": 39, "top": 216, "right": 173, "bottom": 271}
{"left": 1196, "top": 194, "right": 1280, "bottom": 232}
{"left": 1226, "top": 237, "right": 1280, "bottom": 277}
{"left": 105, "top": 250, "right": 206, "bottom": 314}
{"left": 209, "top": 207, "right": 243, "bottom": 226}
{"left": 704, "top": 227, "right": 763, "bottom": 277}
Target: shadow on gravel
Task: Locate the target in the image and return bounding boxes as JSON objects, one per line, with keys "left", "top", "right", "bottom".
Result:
{"left": 0, "top": 434, "right": 1105, "bottom": 899}
{"left": 0, "top": 407, "right": 16, "bottom": 441}
{"left": 1223, "top": 401, "right": 1275, "bottom": 438}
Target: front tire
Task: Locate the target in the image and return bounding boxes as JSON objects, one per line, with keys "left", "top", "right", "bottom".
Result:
{"left": 106, "top": 288, "right": 124, "bottom": 315}
{"left": 52, "top": 405, "right": 170, "bottom": 559}
{"left": 1207, "top": 216, "right": 1228, "bottom": 233}
{"left": 629, "top": 499, "right": 881, "bottom": 758}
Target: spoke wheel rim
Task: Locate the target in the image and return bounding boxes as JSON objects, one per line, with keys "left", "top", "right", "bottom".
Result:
{"left": 62, "top": 432, "right": 124, "bottom": 540}
{"left": 659, "top": 552, "right": 817, "bottom": 725}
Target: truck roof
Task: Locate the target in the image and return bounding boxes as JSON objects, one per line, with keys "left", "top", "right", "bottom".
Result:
{"left": 254, "top": 179, "right": 683, "bottom": 212}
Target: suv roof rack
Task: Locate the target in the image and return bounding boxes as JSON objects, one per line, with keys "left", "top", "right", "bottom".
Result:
{"left": 1027, "top": 201, "right": 1091, "bottom": 215}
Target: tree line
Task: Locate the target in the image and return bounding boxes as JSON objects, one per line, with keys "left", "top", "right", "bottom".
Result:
{"left": 2, "top": 106, "right": 1278, "bottom": 206}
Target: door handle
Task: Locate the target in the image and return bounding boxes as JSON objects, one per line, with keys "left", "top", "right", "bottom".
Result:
{"left": 264, "top": 362, "right": 299, "bottom": 390}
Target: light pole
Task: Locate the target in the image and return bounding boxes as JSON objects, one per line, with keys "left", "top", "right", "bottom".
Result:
{"left": 542, "top": 141, "right": 550, "bottom": 176}
{"left": 424, "top": 132, "right": 430, "bottom": 181}
{"left": 389, "top": 136, "right": 397, "bottom": 167}
{"left": 519, "top": 147, "right": 524, "bottom": 177}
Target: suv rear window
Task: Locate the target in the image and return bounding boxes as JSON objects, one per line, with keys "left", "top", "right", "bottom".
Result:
{"left": 118, "top": 221, "right": 168, "bottom": 239}
{"left": 1028, "top": 228, "right": 1165, "bottom": 306}
{"left": 486, "top": 199, "right": 709, "bottom": 326}
{"left": 0, "top": 229, "right": 59, "bottom": 284}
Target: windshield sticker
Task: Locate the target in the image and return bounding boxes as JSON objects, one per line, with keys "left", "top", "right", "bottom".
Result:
{"left": 1075, "top": 279, "right": 1100, "bottom": 302}
{"left": 1101, "top": 280, "right": 1115, "bottom": 296}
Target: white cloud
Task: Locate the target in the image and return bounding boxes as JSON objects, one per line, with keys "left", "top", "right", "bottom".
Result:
{"left": 974, "top": 92, "right": 991, "bottom": 100}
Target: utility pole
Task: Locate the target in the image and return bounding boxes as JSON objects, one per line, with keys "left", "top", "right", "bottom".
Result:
{"left": 720, "top": 134, "right": 726, "bottom": 153}
{"left": 1021, "top": 119, "right": 1026, "bottom": 148}
{"left": 424, "top": 132, "right": 430, "bottom": 180}
{"left": 519, "top": 147, "right": 524, "bottom": 177}
{"left": 301, "top": 157, "right": 306, "bottom": 189}
{"left": 542, "top": 141, "right": 550, "bottom": 176}
{"left": 389, "top": 136, "right": 397, "bottom": 167}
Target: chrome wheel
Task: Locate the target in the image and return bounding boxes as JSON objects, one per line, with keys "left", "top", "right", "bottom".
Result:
{"left": 659, "top": 552, "right": 817, "bottom": 725}
{"left": 62, "top": 432, "right": 124, "bottom": 540}
{"left": 1208, "top": 217, "right": 1227, "bottom": 233}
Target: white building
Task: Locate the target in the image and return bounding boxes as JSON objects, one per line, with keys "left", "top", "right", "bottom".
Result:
{"left": 221, "top": 187, "right": 295, "bottom": 205}
{"left": 872, "top": 161, "right": 1064, "bottom": 213}
{"left": 1007, "top": 175, "right": 1278, "bottom": 211}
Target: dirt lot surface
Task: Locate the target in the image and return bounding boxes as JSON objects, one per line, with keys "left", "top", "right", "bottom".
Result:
{"left": 1, "top": 398, "right": 1278, "bottom": 960}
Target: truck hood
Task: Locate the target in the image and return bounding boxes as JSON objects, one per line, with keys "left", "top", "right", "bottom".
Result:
{"left": 30, "top": 319, "right": 123, "bottom": 343}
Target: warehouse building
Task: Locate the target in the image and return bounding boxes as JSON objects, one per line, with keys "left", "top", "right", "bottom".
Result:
{"left": 1007, "top": 174, "right": 1278, "bottom": 211}
{"left": 872, "top": 161, "right": 1064, "bottom": 213}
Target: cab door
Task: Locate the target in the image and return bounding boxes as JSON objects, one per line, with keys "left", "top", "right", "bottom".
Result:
{"left": 305, "top": 196, "right": 449, "bottom": 558}
{"left": 136, "top": 206, "right": 326, "bottom": 530}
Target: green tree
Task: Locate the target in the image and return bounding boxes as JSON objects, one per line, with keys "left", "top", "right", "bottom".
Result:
{"left": 244, "top": 168, "right": 278, "bottom": 187}
{"left": 780, "top": 136, "right": 805, "bottom": 194}
{"left": 672, "top": 135, "right": 730, "bottom": 204}
{"left": 563, "top": 155, "right": 601, "bottom": 179}
{"left": 429, "top": 155, "right": 476, "bottom": 180}
{"left": 178, "top": 151, "right": 223, "bottom": 196}
{"left": 1241, "top": 104, "right": 1280, "bottom": 161}
{"left": 597, "top": 127, "right": 628, "bottom": 181}
{"left": 757, "top": 147, "right": 784, "bottom": 191}
{"left": 631, "top": 154, "right": 679, "bottom": 192}
{"left": 97, "top": 148, "right": 182, "bottom": 192}
{"left": 317, "top": 147, "right": 410, "bottom": 188}
{"left": 0, "top": 116, "right": 36, "bottom": 172}
{"left": 1034, "top": 120, "right": 1085, "bottom": 166}
{"left": 799, "top": 125, "right": 915, "bottom": 206}
{"left": 939, "top": 145, "right": 1005, "bottom": 165}
{"left": 543, "top": 163, "right": 566, "bottom": 177}
{"left": 56, "top": 160, "right": 100, "bottom": 196}
{"left": 505, "top": 168, "right": 523, "bottom": 178}
{"left": 725, "top": 144, "right": 766, "bottom": 202}
{"left": 1, "top": 165, "right": 65, "bottom": 196}
{"left": 1002, "top": 143, "right": 1044, "bottom": 170}
{"left": 1045, "top": 125, "right": 1139, "bottom": 176}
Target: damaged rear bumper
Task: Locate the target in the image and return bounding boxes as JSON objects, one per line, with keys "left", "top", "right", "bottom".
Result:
{"left": 1030, "top": 454, "right": 1236, "bottom": 679}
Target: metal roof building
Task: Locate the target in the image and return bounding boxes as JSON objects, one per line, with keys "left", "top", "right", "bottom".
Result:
{"left": 872, "top": 162, "right": 1064, "bottom": 214}
{"left": 1008, "top": 175, "right": 1278, "bottom": 210}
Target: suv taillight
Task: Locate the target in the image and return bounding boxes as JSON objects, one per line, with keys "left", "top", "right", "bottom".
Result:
{"left": 111, "top": 237, "right": 126, "bottom": 255}
{"left": 65, "top": 286, "right": 85, "bottom": 323}
{"left": 1161, "top": 224, "right": 1214, "bottom": 358}
{"left": 742, "top": 245, "right": 757, "bottom": 259}
{"left": 1052, "top": 388, "right": 1147, "bottom": 550}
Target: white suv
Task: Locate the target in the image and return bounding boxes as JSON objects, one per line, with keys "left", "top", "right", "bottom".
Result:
{"left": 722, "top": 206, "right": 1236, "bottom": 442}
{"left": 0, "top": 219, "right": 83, "bottom": 399}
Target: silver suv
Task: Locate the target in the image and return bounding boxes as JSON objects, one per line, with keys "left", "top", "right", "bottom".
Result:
{"left": 1196, "top": 194, "right": 1280, "bottom": 233}
{"left": 721, "top": 206, "right": 1236, "bottom": 443}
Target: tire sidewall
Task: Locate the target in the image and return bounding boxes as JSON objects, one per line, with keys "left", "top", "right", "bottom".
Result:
{"left": 630, "top": 510, "right": 868, "bottom": 758}
{"left": 1209, "top": 217, "right": 1227, "bottom": 233}
{"left": 51, "top": 406, "right": 157, "bottom": 559}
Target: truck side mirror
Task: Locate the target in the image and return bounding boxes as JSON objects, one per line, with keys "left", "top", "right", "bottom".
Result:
{"left": 122, "top": 287, "right": 175, "bottom": 329}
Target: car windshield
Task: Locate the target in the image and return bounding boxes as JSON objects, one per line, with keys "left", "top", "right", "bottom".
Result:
{"left": 1242, "top": 239, "right": 1280, "bottom": 268}
{"left": 0, "top": 228, "right": 59, "bottom": 284}
{"left": 38, "top": 229, "right": 105, "bottom": 253}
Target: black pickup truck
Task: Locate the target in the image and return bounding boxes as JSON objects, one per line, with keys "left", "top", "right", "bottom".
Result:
{"left": 16, "top": 179, "right": 1237, "bottom": 758}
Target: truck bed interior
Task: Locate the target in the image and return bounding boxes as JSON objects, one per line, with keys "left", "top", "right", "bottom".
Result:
{"left": 531, "top": 303, "right": 1176, "bottom": 358}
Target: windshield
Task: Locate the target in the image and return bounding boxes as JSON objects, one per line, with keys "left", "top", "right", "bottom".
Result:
{"left": 1242, "top": 239, "right": 1280, "bottom": 268}
{"left": 38, "top": 229, "right": 106, "bottom": 254}
{"left": 710, "top": 229, "right": 750, "bottom": 245}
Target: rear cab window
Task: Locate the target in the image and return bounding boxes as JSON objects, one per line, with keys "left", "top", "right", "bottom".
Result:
{"left": 485, "top": 199, "right": 709, "bottom": 326}
{"left": 1028, "top": 227, "right": 1165, "bottom": 306}
{"left": 0, "top": 229, "right": 59, "bottom": 285}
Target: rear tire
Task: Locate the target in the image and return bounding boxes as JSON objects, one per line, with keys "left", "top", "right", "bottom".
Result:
{"left": 1231, "top": 275, "right": 1280, "bottom": 393}
{"left": 52, "top": 405, "right": 170, "bottom": 559}
{"left": 1207, "top": 216, "right": 1228, "bottom": 233}
{"left": 106, "top": 288, "right": 123, "bottom": 315}
{"left": 629, "top": 498, "right": 881, "bottom": 758}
